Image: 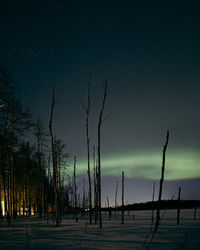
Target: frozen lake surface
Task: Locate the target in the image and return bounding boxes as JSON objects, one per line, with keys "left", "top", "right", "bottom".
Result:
{"left": 0, "top": 209, "right": 199, "bottom": 249}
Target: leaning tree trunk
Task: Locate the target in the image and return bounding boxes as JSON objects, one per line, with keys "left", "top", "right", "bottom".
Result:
{"left": 97, "top": 81, "right": 107, "bottom": 229}
{"left": 49, "top": 85, "right": 60, "bottom": 227}
{"left": 155, "top": 130, "right": 169, "bottom": 231}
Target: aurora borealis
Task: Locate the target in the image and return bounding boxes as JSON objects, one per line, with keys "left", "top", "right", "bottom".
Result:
{"left": 1, "top": 1, "right": 200, "bottom": 203}
{"left": 78, "top": 149, "right": 200, "bottom": 180}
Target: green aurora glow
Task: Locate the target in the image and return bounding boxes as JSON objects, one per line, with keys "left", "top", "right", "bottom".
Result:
{"left": 77, "top": 149, "right": 200, "bottom": 180}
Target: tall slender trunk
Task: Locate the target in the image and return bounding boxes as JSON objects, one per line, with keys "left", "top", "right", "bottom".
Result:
{"left": 155, "top": 130, "right": 169, "bottom": 231}
{"left": 115, "top": 181, "right": 118, "bottom": 218}
{"left": 73, "top": 156, "right": 78, "bottom": 222}
{"left": 97, "top": 81, "right": 107, "bottom": 229}
{"left": 93, "top": 146, "right": 96, "bottom": 208}
{"left": 49, "top": 85, "right": 60, "bottom": 227}
{"left": 10, "top": 108, "right": 15, "bottom": 219}
{"left": 121, "top": 171, "right": 124, "bottom": 224}
{"left": 82, "top": 177, "right": 85, "bottom": 213}
{"left": 82, "top": 80, "right": 92, "bottom": 224}
{"left": 93, "top": 146, "right": 98, "bottom": 224}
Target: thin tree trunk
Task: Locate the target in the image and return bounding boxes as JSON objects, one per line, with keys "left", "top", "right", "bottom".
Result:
{"left": 107, "top": 196, "right": 111, "bottom": 220}
{"left": 177, "top": 186, "right": 181, "bottom": 226}
{"left": 82, "top": 79, "right": 92, "bottom": 224}
{"left": 97, "top": 81, "right": 107, "bottom": 229}
{"left": 73, "top": 156, "right": 78, "bottom": 222}
{"left": 154, "top": 130, "right": 169, "bottom": 231}
{"left": 151, "top": 181, "right": 155, "bottom": 226}
{"left": 93, "top": 146, "right": 96, "bottom": 208}
{"left": 82, "top": 177, "right": 85, "bottom": 215}
{"left": 10, "top": 107, "right": 16, "bottom": 220}
{"left": 121, "top": 171, "right": 124, "bottom": 224}
{"left": 49, "top": 85, "right": 60, "bottom": 227}
{"left": 93, "top": 147, "right": 98, "bottom": 224}
{"left": 115, "top": 181, "right": 118, "bottom": 218}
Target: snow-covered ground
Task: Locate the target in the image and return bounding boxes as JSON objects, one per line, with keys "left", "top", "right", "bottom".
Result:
{"left": 0, "top": 209, "right": 199, "bottom": 249}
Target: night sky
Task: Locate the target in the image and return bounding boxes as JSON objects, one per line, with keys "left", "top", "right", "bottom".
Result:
{"left": 1, "top": 0, "right": 200, "bottom": 204}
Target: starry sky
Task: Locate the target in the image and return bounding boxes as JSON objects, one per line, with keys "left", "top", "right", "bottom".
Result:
{"left": 1, "top": 0, "right": 200, "bottom": 204}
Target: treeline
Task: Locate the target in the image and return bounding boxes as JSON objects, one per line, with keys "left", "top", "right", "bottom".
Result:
{"left": 0, "top": 66, "right": 72, "bottom": 224}
{"left": 117, "top": 200, "right": 200, "bottom": 211}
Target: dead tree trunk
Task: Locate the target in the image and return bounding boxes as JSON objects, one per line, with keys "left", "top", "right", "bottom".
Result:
{"left": 97, "top": 81, "right": 107, "bottom": 229}
{"left": 49, "top": 85, "right": 60, "bottom": 227}
{"left": 82, "top": 79, "right": 92, "bottom": 225}
{"left": 9, "top": 107, "right": 15, "bottom": 219}
{"left": 155, "top": 130, "right": 169, "bottom": 231}
{"left": 151, "top": 181, "right": 155, "bottom": 226}
{"left": 115, "top": 181, "right": 118, "bottom": 218}
{"left": 177, "top": 186, "right": 181, "bottom": 226}
{"left": 121, "top": 171, "right": 124, "bottom": 224}
{"left": 93, "top": 147, "right": 98, "bottom": 224}
{"left": 82, "top": 177, "right": 86, "bottom": 215}
{"left": 73, "top": 156, "right": 78, "bottom": 222}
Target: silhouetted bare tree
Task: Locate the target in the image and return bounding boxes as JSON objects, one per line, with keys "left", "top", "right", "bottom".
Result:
{"left": 155, "top": 130, "right": 169, "bottom": 231}
{"left": 121, "top": 171, "right": 124, "bottom": 224}
{"left": 82, "top": 78, "right": 92, "bottom": 224}
{"left": 97, "top": 81, "right": 107, "bottom": 228}
{"left": 49, "top": 85, "right": 60, "bottom": 227}
{"left": 73, "top": 156, "right": 78, "bottom": 222}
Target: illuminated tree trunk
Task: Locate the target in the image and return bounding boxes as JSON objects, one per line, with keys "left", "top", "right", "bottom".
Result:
{"left": 0, "top": 140, "right": 8, "bottom": 219}
{"left": 0, "top": 183, "right": 2, "bottom": 220}
{"left": 10, "top": 107, "right": 16, "bottom": 219}
{"left": 5, "top": 111, "right": 10, "bottom": 224}
{"left": 97, "top": 81, "right": 107, "bottom": 229}
{"left": 155, "top": 130, "right": 169, "bottom": 231}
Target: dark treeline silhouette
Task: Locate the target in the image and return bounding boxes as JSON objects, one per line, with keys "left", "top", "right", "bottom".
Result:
{"left": 0, "top": 67, "right": 71, "bottom": 225}
{"left": 105, "top": 200, "right": 200, "bottom": 212}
